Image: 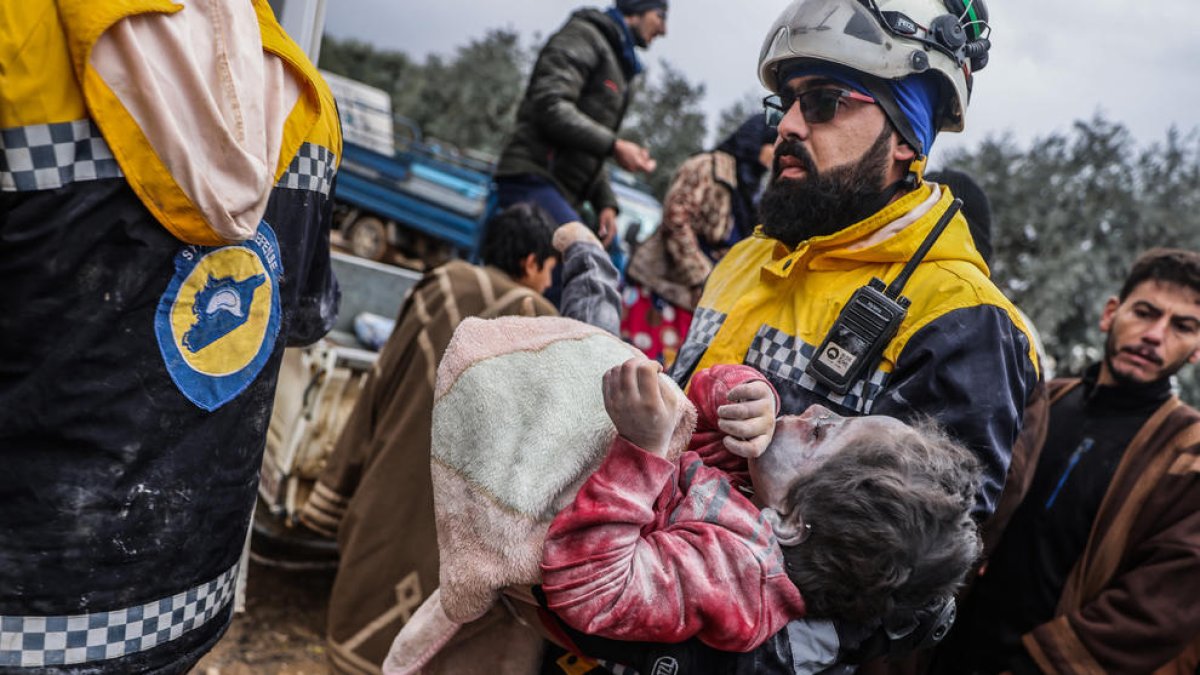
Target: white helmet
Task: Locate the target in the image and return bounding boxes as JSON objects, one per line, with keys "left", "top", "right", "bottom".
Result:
{"left": 758, "top": 0, "right": 991, "bottom": 135}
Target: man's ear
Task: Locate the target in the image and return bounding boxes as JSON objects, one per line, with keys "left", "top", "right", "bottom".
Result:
{"left": 892, "top": 136, "right": 917, "bottom": 163}
{"left": 1099, "top": 296, "right": 1120, "bottom": 332}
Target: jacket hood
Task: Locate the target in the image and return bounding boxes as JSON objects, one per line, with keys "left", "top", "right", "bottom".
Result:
{"left": 573, "top": 7, "right": 626, "bottom": 52}
{"left": 762, "top": 183, "right": 989, "bottom": 276}
{"left": 57, "top": 0, "right": 311, "bottom": 245}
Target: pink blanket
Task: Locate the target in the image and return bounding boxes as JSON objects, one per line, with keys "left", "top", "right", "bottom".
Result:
{"left": 384, "top": 316, "right": 696, "bottom": 674}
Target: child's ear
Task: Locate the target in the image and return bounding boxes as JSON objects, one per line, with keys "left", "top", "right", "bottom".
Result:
{"left": 763, "top": 508, "right": 811, "bottom": 546}
{"left": 519, "top": 253, "right": 539, "bottom": 281}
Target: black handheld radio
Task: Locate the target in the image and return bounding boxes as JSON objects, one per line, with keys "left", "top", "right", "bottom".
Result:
{"left": 806, "top": 198, "right": 963, "bottom": 395}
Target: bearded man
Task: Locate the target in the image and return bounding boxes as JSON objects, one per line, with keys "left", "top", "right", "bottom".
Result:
{"left": 672, "top": 0, "right": 1039, "bottom": 529}
{"left": 539, "top": 1, "right": 1046, "bottom": 670}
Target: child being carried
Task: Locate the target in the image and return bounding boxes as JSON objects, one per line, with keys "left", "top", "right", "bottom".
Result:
{"left": 383, "top": 316, "right": 981, "bottom": 674}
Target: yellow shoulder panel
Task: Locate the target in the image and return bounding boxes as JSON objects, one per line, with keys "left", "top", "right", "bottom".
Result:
{"left": 253, "top": 0, "right": 343, "bottom": 178}
{"left": 0, "top": 1, "right": 87, "bottom": 127}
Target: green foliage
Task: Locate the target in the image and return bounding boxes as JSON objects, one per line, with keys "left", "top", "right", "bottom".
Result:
{"left": 940, "top": 116, "right": 1200, "bottom": 403}
{"left": 321, "top": 34, "right": 712, "bottom": 196}
{"left": 622, "top": 60, "right": 709, "bottom": 199}
{"left": 320, "top": 31, "right": 529, "bottom": 154}
{"left": 713, "top": 93, "right": 765, "bottom": 144}
{"left": 413, "top": 31, "right": 529, "bottom": 155}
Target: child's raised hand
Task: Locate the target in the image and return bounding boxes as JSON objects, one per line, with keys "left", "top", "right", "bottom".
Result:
{"left": 602, "top": 358, "right": 677, "bottom": 457}
{"left": 717, "top": 379, "right": 778, "bottom": 458}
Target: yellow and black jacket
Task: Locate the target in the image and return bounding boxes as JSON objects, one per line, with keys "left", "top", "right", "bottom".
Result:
{"left": 0, "top": 1, "right": 340, "bottom": 672}
{"left": 671, "top": 184, "right": 1040, "bottom": 519}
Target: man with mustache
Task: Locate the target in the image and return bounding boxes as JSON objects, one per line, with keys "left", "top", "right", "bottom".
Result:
{"left": 932, "top": 248, "right": 1200, "bottom": 674}
{"left": 676, "top": 0, "right": 1038, "bottom": 525}
{"left": 660, "top": 0, "right": 1040, "bottom": 667}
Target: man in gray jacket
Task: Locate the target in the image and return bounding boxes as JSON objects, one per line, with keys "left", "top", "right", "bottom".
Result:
{"left": 494, "top": 1, "right": 665, "bottom": 246}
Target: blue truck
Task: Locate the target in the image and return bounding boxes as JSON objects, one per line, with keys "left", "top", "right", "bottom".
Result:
{"left": 321, "top": 71, "right": 495, "bottom": 265}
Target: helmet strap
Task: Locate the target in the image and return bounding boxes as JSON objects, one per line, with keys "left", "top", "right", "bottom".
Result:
{"left": 905, "top": 155, "right": 928, "bottom": 190}
{"left": 860, "top": 74, "right": 924, "bottom": 157}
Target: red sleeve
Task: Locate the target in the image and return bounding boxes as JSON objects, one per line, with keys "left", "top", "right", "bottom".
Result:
{"left": 686, "top": 364, "right": 779, "bottom": 486}
{"left": 540, "top": 439, "right": 805, "bottom": 652}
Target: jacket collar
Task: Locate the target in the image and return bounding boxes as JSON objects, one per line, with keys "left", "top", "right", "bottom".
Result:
{"left": 1080, "top": 362, "right": 1173, "bottom": 413}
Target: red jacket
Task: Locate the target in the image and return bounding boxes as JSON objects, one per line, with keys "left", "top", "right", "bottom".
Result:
{"left": 539, "top": 365, "right": 805, "bottom": 652}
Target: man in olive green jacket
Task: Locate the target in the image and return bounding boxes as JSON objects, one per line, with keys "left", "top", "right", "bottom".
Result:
{"left": 494, "top": 1, "right": 665, "bottom": 246}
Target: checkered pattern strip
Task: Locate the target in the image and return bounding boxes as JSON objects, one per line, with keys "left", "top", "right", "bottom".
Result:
{"left": 746, "top": 326, "right": 890, "bottom": 414}
{"left": 0, "top": 563, "right": 238, "bottom": 668}
{"left": 597, "top": 658, "right": 638, "bottom": 674}
{"left": 668, "top": 307, "right": 727, "bottom": 383}
{"left": 0, "top": 120, "right": 123, "bottom": 192}
{"left": 276, "top": 142, "right": 337, "bottom": 196}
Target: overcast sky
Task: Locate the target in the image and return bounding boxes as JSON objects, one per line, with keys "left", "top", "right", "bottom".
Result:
{"left": 325, "top": 0, "right": 1200, "bottom": 165}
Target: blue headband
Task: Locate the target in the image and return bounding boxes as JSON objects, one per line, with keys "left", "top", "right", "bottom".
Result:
{"left": 889, "top": 72, "right": 939, "bottom": 155}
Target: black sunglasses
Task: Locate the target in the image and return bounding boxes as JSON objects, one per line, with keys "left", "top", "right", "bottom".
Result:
{"left": 762, "top": 88, "right": 876, "bottom": 127}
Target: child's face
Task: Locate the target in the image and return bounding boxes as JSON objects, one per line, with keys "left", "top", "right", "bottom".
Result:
{"left": 749, "top": 405, "right": 910, "bottom": 513}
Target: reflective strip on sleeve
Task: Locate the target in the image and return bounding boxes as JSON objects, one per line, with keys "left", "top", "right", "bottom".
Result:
{"left": 0, "top": 563, "right": 238, "bottom": 668}
{"left": 0, "top": 120, "right": 123, "bottom": 192}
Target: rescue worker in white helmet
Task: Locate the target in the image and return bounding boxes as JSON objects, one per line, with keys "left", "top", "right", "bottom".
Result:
{"left": 529, "top": 0, "right": 1043, "bottom": 672}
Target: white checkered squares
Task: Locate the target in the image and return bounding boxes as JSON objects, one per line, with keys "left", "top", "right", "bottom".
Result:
{"left": 0, "top": 120, "right": 123, "bottom": 192}
{"left": 277, "top": 142, "right": 337, "bottom": 196}
{"left": 746, "top": 326, "right": 890, "bottom": 414}
{"left": 0, "top": 564, "right": 237, "bottom": 668}
{"left": 669, "top": 307, "right": 727, "bottom": 384}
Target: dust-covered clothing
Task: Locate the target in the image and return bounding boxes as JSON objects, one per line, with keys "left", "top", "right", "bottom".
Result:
{"left": 301, "top": 261, "right": 557, "bottom": 672}
{"left": 301, "top": 244, "right": 619, "bottom": 673}
{"left": 671, "top": 183, "right": 1040, "bottom": 521}
{"left": 0, "top": 1, "right": 340, "bottom": 672}
{"left": 541, "top": 365, "right": 804, "bottom": 653}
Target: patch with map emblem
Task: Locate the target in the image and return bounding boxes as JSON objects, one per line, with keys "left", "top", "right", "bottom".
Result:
{"left": 155, "top": 222, "right": 283, "bottom": 410}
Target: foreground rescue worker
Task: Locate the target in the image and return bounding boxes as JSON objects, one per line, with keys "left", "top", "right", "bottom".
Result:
{"left": 0, "top": 1, "right": 341, "bottom": 672}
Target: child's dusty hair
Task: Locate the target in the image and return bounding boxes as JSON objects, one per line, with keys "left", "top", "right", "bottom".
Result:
{"left": 780, "top": 418, "right": 981, "bottom": 624}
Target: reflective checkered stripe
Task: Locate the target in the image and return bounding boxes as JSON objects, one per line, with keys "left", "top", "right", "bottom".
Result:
{"left": 669, "top": 307, "right": 727, "bottom": 385}
{"left": 276, "top": 142, "right": 337, "bottom": 196}
{"left": 747, "top": 326, "right": 890, "bottom": 414}
{"left": 597, "top": 658, "right": 640, "bottom": 674}
{"left": 0, "top": 564, "right": 238, "bottom": 668}
{"left": 0, "top": 120, "right": 123, "bottom": 192}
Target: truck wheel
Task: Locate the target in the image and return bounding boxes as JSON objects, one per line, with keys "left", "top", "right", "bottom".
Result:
{"left": 346, "top": 216, "right": 388, "bottom": 261}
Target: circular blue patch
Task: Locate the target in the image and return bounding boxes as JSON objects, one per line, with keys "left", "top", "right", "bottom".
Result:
{"left": 155, "top": 223, "right": 284, "bottom": 411}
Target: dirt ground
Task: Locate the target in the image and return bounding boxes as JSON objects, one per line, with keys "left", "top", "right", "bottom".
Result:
{"left": 191, "top": 561, "right": 336, "bottom": 675}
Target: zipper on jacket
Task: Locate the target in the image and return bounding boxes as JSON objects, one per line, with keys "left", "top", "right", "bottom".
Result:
{"left": 1044, "top": 437, "right": 1095, "bottom": 510}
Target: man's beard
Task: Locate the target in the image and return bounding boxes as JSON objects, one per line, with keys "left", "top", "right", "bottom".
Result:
{"left": 758, "top": 123, "right": 894, "bottom": 248}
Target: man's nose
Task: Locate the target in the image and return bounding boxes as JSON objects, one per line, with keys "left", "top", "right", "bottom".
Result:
{"left": 777, "top": 99, "right": 810, "bottom": 141}
{"left": 1143, "top": 317, "right": 1170, "bottom": 343}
